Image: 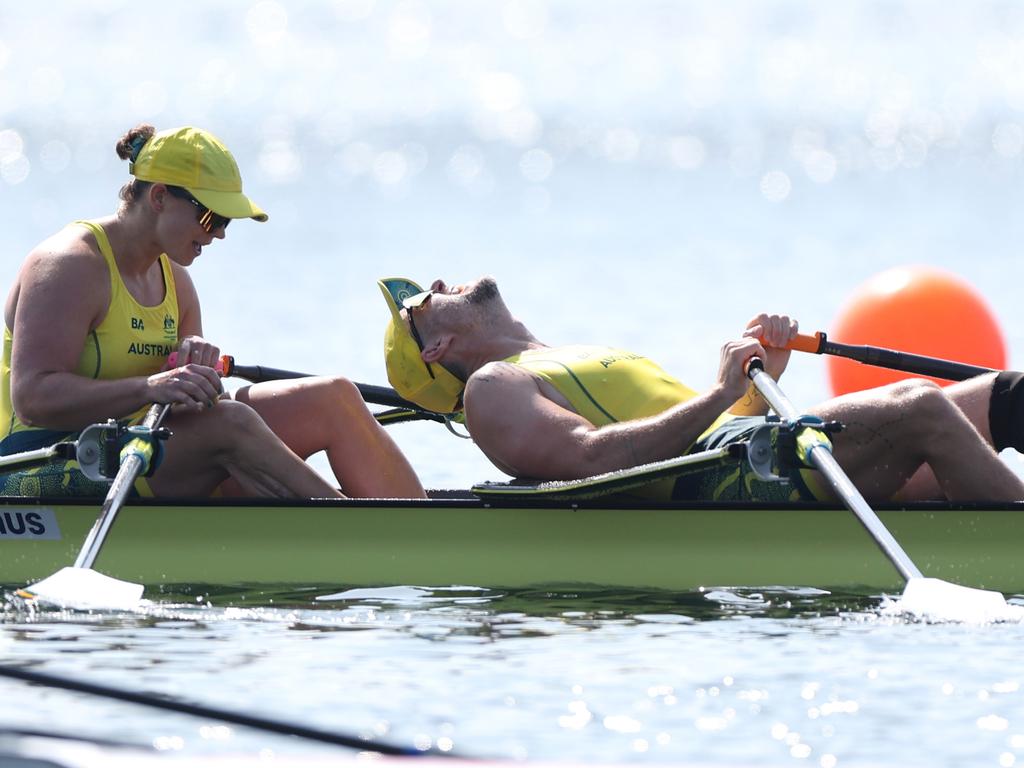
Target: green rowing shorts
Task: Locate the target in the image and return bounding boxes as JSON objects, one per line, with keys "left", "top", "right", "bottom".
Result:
{"left": 674, "top": 416, "right": 825, "bottom": 503}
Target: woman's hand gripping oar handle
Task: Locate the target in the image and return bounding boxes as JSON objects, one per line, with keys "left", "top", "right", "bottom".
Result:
{"left": 782, "top": 332, "right": 996, "bottom": 382}
{"left": 744, "top": 356, "right": 923, "bottom": 583}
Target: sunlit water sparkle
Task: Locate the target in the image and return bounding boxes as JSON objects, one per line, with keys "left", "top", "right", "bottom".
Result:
{"left": 5, "top": 2, "right": 1024, "bottom": 765}
{"left": 5, "top": 588, "right": 1024, "bottom": 765}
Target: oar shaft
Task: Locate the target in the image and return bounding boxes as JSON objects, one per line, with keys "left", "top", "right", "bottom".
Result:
{"left": 169, "top": 353, "right": 426, "bottom": 411}
{"left": 74, "top": 404, "right": 169, "bottom": 570}
{"left": 788, "top": 332, "right": 996, "bottom": 382}
{"left": 802, "top": 446, "right": 922, "bottom": 582}
{"left": 223, "top": 359, "right": 437, "bottom": 413}
{"left": 747, "top": 362, "right": 923, "bottom": 582}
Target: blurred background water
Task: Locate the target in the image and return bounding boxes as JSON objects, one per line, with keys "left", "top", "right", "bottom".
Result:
{"left": 7, "top": 5, "right": 1024, "bottom": 764}
{"left": 4, "top": 1, "right": 1024, "bottom": 488}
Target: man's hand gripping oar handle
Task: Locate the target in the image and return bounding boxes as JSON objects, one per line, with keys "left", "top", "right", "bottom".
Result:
{"left": 744, "top": 356, "right": 923, "bottom": 583}
{"left": 782, "top": 332, "right": 996, "bottom": 382}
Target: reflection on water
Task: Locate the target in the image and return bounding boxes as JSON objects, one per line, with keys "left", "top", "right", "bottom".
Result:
{"left": 1, "top": 580, "right": 989, "bottom": 633}
{"left": 2, "top": 581, "right": 905, "bottom": 624}
{"left": 5, "top": 3, "right": 1024, "bottom": 765}
{"left": 4, "top": 585, "right": 1024, "bottom": 765}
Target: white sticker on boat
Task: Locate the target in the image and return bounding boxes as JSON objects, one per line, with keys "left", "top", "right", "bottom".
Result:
{"left": 0, "top": 509, "right": 61, "bottom": 540}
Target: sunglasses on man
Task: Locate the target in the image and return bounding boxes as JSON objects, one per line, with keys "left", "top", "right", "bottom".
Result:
{"left": 166, "top": 186, "right": 231, "bottom": 233}
{"left": 403, "top": 290, "right": 435, "bottom": 379}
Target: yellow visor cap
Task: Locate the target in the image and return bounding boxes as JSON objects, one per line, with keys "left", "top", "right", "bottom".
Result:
{"left": 379, "top": 278, "right": 465, "bottom": 414}
{"left": 131, "top": 126, "right": 268, "bottom": 221}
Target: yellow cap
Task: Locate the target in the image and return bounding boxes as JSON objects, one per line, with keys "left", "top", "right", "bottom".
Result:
{"left": 379, "top": 278, "right": 465, "bottom": 414}
{"left": 130, "top": 126, "right": 268, "bottom": 222}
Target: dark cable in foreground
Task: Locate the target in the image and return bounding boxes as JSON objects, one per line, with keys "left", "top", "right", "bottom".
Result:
{"left": 0, "top": 664, "right": 460, "bottom": 758}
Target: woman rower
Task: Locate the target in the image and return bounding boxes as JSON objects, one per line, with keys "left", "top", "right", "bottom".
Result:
{"left": 0, "top": 123, "right": 425, "bottom": 499}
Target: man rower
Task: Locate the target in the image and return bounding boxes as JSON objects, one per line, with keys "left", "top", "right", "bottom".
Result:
{"left": 378, "top": 276, "right": 1024, "bottom": 503}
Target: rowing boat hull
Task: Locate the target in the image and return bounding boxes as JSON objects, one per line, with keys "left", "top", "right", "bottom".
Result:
{"left": 2, "top": 496, "right": 1023, "bottom": 596}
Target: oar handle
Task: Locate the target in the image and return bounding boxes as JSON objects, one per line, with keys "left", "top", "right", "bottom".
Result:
{"left": 781, "top": 331, "right": 997, "bottom": 382}
{"left": 166, "top": 352, "right": 435, "bottom": 414}
{"left": 225, "top": 360, "right": 427, "bottom": 412}
{"left": 167, "top": 351, "right": 230, "bottom": 374}
{"left": 785, "top": 332, "right": 826, "bottom": 354}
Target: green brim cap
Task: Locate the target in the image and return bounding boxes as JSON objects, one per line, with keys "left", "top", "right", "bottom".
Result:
{"left": 378, "top": 277, "right": 465, "bottom": 414}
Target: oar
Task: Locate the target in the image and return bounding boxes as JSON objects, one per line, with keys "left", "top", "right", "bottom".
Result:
{"left": 15, "top": 404, "right": 170, "bottom": 611}
{"left": 786, "top": 331, "right": 996, "bottom": 382}
{"left": 0, "top": 665, "right": 455, "bottom": 757}
{"left": 223, "top": 358, "right": 454, "bottom": 427}
{"left": 166, "top": 353, "right": 448, "bottom": 424}
{"left": 745, "top": 358, "right": 1017, "bottom": 622}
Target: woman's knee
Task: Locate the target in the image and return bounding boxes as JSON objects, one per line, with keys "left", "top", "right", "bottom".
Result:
{"left": 322, "top": 375, "right": 362, "bottom": 404}
{"left": 196, "top": 399, "right": 270, "bottom": 444}
{"left": 311, "top": 376, "right": 377, "bottom": 422}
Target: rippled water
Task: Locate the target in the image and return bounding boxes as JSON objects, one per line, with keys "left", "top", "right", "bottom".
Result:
{"left": 6, "top": 2, "right": 1024, "bottom": 765}
{"left": 5, "top": 587, "right": 1024, "bottom": 766}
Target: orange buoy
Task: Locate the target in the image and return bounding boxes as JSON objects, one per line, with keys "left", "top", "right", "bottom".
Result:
{"left": 828, "top": 266, "right": 1006, "bottom": 396}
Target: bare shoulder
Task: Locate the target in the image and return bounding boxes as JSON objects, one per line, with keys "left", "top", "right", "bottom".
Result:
{"left": 464, "top": 362, "right": 542, "bottom": 430}
{"left": 463, "top": 359, "right": 595, "bottom": 479}
{"left": 23, "top": 224, "right": 106, "bottom": 281}
{"left": 465, "top": 361, "right": 538, "bottom": 400}
{"left": 8, "top": 224, "right": 110, "bottom": 334}
{"left": 464, "top": 361, "right": 557, "bottom": 432}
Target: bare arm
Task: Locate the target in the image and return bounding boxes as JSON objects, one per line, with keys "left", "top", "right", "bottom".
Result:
{"left": 9, "top": 244, "right": 222, "bottom": 430}
{"left": 464, "top": 337, "right": 764, "bottom": 480}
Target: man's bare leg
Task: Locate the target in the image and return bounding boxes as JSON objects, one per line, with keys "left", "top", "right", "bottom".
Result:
{"left": 880, "top": 373, "right": 1001, "bottom": 500}
{"left": 809, "top": 377, "right": 1024, "bottom": 502}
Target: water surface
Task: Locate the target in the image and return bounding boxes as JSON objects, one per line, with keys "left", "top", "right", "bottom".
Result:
{"left": 4, "top": 3, "right": 1024, "bottom": 766}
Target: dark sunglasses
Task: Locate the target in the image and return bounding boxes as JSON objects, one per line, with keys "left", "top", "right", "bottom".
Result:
{"left": 403, "top": 290, "right": 435, "bottom": 379}
{"left": 166, "top": 186, "right": 231, "bottom": 233}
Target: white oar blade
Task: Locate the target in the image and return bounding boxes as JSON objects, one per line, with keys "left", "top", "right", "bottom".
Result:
{"left": 896, "top": 577, "right": 1024, "bottom": 623}
{"left": 16, "top": 567, "right": 144, "bottom": 611}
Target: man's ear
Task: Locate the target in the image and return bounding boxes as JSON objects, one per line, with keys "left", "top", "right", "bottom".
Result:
{"left": 421, "top": 334, "right": 453, "bottom": 363}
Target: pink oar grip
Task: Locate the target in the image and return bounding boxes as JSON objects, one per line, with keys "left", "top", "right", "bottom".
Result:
{"left": 166, "top": 352, "right": 228, "bottom": 374}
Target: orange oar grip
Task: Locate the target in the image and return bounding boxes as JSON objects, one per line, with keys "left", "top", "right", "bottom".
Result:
{"left": 785, "top": 332, "right": 824, "bottom": 354}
